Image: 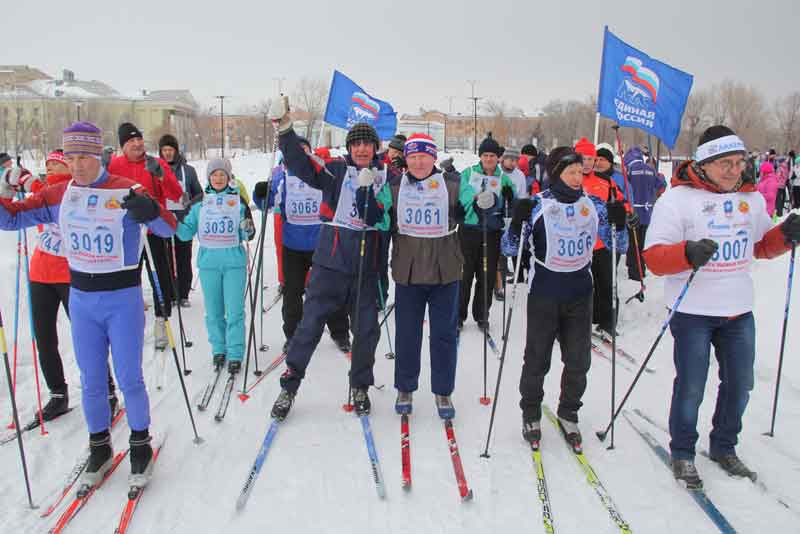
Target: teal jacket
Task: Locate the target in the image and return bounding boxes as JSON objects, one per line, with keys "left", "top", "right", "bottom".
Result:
{"left": 458, "top": 163, "right": 516, "bottom": 231}
{"left": 176, "top": 184, "right": 255, "bottom": 270}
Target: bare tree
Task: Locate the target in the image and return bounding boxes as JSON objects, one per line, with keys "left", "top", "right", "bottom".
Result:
{"left": 710, "top": 80, "right": 767, "bottom": 148}
{"left": 291, "top": 77, "right": 327, "bottom": 140}
{"left": 681, "top": 89, "right": 710, "bottom": 155}
{"left": 774, "top": 92, "right": 800, "bottom": 152}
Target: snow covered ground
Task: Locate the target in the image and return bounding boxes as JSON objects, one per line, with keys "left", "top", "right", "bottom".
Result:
{"left": 0, "top": 152, "right": 798, "bottom": 533}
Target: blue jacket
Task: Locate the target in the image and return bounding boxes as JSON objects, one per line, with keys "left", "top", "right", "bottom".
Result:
{"left": 176, "top": 184, "right": 255, "bottom": 270}
{"left": 622, "top": 147, "right": 667, "bottom": 225}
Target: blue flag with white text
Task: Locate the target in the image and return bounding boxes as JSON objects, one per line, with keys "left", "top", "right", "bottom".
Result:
{"left": 323, "top": 70, "right": 397, "bottom": 140}
{"left": 597, "top": 27, "right": 693, "bottom": 148}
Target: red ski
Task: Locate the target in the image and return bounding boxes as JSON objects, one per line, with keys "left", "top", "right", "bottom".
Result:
{"left": 114, "top": 434, "right": 167, "bottom": 534}
{"left": 400, "top": 414, "right": 411, "bottom": 490}
{"left": 48, "top": 449, "right": 129, "bottom": 534}
{"left": 444, "top": 420, "right": 473, "bottom": 501}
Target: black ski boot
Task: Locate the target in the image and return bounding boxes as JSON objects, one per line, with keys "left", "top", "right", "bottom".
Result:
{"left": 477, "top": 320, "right": 490, "bottom": 333}
{"left": 493, "top": 287, "right": 505, "bottom": 302}
{"left": 80, "top": 429, "right": 114, "bottom": 492}
{"left": 228, "top": 360, "right": 242, "bottom": 374}
{"left": 557, "top": 416, "right": 582, "bottom": 453}
{"left": 672, "top": 458, "right": 703, "bottom": 489}
{"left": 40, "top": 389, "right": 69, "bottom": 422}
{"left": 710, "top": 453, "right": 757, "bottom": 482}
{"left": 212, "top": 354, "right": 226, "bottom": 370}
{"left": 271, "top": 389, "right": 295, "bottom": 421}
{"left": 333, "top": 336, "right": 351, "bottom": 354}
{"left": 129, "top": 429, "right": 154, "bottom": 489}
{"left": 351, "top": 387, "right": 371, "bottom": 416}
{"left": 522, "top": 417, "right": 542, "bottom": 445}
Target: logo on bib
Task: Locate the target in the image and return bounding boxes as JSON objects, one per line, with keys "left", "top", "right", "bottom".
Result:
{"left": 87, "top": 194, "right": 99, "bottom": 212}
{"left": 701, "top": 202, "right": 716, "bottom": 216}
{"left": 216, "top": 196, "right": 224, "bottom": 205}
{"left": 565, "top": 206, "right": 575, "bottom": 218}
{"left": 738, "top": 201, "right": 749, "bottom": 214}
{"left": 580, "top": 205, "right": 590, "bottom": 217}
{"left": 226, "top": 198, "right": 238, "bottom": 207}
{"left": 104, "top": 197, "right": 121, "bottom": 210}
{"left": 428, "top": 180, "right": 439, "bottom": 190}
{"left": 723, "top": 200, "right": 734, "bottom": 218}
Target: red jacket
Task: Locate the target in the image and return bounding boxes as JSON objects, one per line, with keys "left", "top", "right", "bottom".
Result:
{"left": 107, "top": 155, "right": 182, "bottom": 207}
{"left": 29, "top": 173, "right": 71, "bottom": 284}
{"left": 582, "top": 172, "right": 628, "bottom": 250}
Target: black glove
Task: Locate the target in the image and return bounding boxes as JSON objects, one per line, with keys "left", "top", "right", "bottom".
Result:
{"left": 685, "top": 239, "right": 718, "bottom": 269}
{"left": 510, "top": 198, "right": 536, "bottom": 236}
{"left": 501, "top": 185, "right": 514, "bottom": 204}
{"left": 626, "top": 212, "right": 640, "bottom": 229}
{"left": 780, "top": 213, "right": 800, "bottom": 243}
{"left": 253, "top": 181, "right": 269, "bottom": 200}
{"left": 439, "top": 157, "right": 455, "bottom": 173}
{"left": 145, "top": 156, "right": 163, "bottom": 179}
{"left": 606, "top": 201, "right": 627, "bottom": 229}
{"left": 391, "top": 155, "right": 406, "bottom": 170}
{"left": 122, "top": 188, "right": 160, "bottom": 223}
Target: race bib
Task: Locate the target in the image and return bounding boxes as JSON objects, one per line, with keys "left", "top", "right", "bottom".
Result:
{"left": 284, "top": 174, "right": 322, "bottom": 226}
{"left": 166, "top": 166, "right": 187, "bottom": 211}
{"left": 692, "top": 195, "right": 754, "bottom": 276}
{"left": 36, "top": 224, "right": 66, "bottom": 257}
{"left": 330, "top": 166, "right": 384, "bottom": 231}
{"left": 539, "top": 196, "right": 598, "bottom": 272}
{"left": 59, "top": 184, "right": 127, "bottom": 274}
{"left": 198, "top": 193, "right": 241, "bottom": 249}
{"left": 397, "top": 173, "right": 450, "bottom": 238}
{"left": 468, "top": 171, "right": 502, "bottom": 197}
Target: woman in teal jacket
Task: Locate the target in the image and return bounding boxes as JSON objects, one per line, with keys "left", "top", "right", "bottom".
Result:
{"left": 177, "top": 158, "right": 256, "bottom": 374}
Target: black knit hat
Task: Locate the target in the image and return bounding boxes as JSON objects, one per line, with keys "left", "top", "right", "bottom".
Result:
{"left": 388, "top": 134, "right": 407, "bottom": 152}
{"left": 596, "top": 147, "right": 615, "bottom": 166}
{"left": 158, "top": 134, "right": 179, "bottom": 152}
{"left": 546, "top": 146, "right": 582, "bottom": 181}
{"left": 521, "top": 144, "right": 538, "bottom": 157}
{"left": 118, "top": 122, "right": 143, "bottom": 147}
{"left": 478, "top": 136, "right": 501, "bottom": 157}
{"left": 346, "top": 123, "right": 380, "bottom": 151}
{"left": 0, "top": 152, "right": 10, "bottom": 166}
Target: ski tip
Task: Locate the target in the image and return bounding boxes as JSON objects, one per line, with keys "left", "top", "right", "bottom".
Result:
{"left": 238, "top": 393, "right": 250, "bottom": 403}
{"left": 479, "top": 397, "right": 491, "bottom": 406}
{"left": 342, "top": 403, "right": 354, "bottom": 413}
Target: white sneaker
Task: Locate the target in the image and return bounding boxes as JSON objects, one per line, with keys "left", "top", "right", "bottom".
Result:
{"left": 154, "top": 318, "right": 168, "bottom": 350}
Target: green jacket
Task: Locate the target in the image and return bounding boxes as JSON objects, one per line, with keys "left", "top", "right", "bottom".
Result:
{"left": 458, "top": 163, "right": 516, "bottom": 231}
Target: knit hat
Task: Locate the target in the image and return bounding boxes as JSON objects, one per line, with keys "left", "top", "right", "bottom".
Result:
{"left": 0, "top": 153, "right": 10, "bottom": 166}
{"left": 478, "top": 136, "right": 501, "bottom": 156}
{"left": 63, "top": 122, "right": 103, "bottom": 158}
{"left": 502, "top": 147, "right": 521, "bottom": 159}
{"left": 574, "top": 137, "right": 596, "bottom": 158}
{"left": 206, "top": 158, "right": 230, "bottom": 180}
{"left": 158, "top": 133, "right": 179, "bottom": 152}
{"left": 345, "top": 123, "right": 380, "bottom": 151}
{"left": 695, "top": 125, "right": 747, "bottom": 165}
{"left": 46, "top": 150, "right": 67, "bottom": 168}
{"left": 403, "top": 133, "right": 437, "bottom": 159}
{"left": 521, "top": 144, "right": 538, "bottom": 157}
{"left": 596, "top": 147, "right": 615, "bottom": 166}
{"left": 388, "top": 134, "right": 407, "bottom": 152}
{"left": 546, "top": 146, "right": 583, "bottom": 181}
{"left": 118, "top": 122, "right": 143, "bottom": 147}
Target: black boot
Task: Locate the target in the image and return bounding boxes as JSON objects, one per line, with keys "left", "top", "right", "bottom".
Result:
{"left": 351, "top": 387, "right": 371, "bottom": 416}
{"left": 213, "top": 354, "right": 226, "bottom": 370}
{"left": 271, "top": 389, "right": 295, "bottom": 421}
{"left": 129, "top": 429, "right": 154, "bottom": 488}
{"left": 40, "top": 389, "right": 69, "bottom": 422}
{"left": 228, "top": 360, "right": 241, "bottom": 374}
{"left": 333, "top": 336, "right": 351, "bottom": 354}
{"left": 80, "top": 429, "right": 114, "bottom": 490}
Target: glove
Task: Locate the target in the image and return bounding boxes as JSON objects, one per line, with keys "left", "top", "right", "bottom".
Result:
{"left": 0, "top": 170, "right": 15, "bottom": 199}
{"left": 4, "top": 167, "right": 25, "bottom": 190}
{"left": 501, "top": 185, "right": 514, "bottom": 204}
{"left": 240, "top": 218, "right": 255, "bottom": 235}
{"left": 626, "top": 212, "right": 640, "bottom": 229}
{"left": 685, "top": 239, "right": 719, "bottom": 269}
{"left": 439, "top": 157, "right": 455, "bottom": 173}
{"left": 357, "top": 168, "right": 377, "bottom": 188}
{"left": 121, "top": 188, "right": 160, "bottom": 223}
{"left": 102, "top": 146, "right": 115, "bottom": 167}
{"left": 606, "top": 201, "right": 627, "bottom": 229}
{"left": 391, "top": 155, "right": 406, "bottom": 169}
{"left": 781, "top": 213, "right": 800, "bottom": 242}
{"left": 145, "top": 156, "right": 163, "bottom": 180}
{"left": 253, "top": 181, "right": 269, "bottom": 199}
{"left": 475, "top": 190, "right": 495, "bottom": 210}
{"left": 510, "top": 198, "right": 536, "bottom": 236}
{"left": 268, "top": 95, "right": 292, "bottom": 133}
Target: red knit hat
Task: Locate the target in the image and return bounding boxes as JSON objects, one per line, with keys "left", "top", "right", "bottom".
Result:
{"left": 518, "top": 155, "right": 530, "bottom": 176}
{"left": 574, "top": 137, "right": 597, "bottom": 157}
{"left": 404, "top": 133, "right": 437, "bottom": 159}
{"left": 46, "top": 150, "right": 67, "bottom": 168}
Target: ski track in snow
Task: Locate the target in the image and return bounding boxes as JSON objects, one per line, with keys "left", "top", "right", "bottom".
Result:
{"left": 0, "top": 151, "right": 798, "bottom": 533}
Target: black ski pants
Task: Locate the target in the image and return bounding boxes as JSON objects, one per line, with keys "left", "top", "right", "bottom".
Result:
{"left": 626, "top": 224, "right": 648, "bottom": 281}
{"left": 173, "top": 235, "right": 194, "bottom": 300}
{"left": 458, "top": 227, "right": 501, "bottom": 324}
{"left": 30, "top": 281, "right": 115, "bottom": 395}
{"left": 281, "top": 246, "right": 349, "bottom": 342}
{"left": 281, "top": 264, "right": 378, "bottom": 393}
{"left": 591, "top": 247, "right": 620, "bottom": 333}
{"left": 141, "top": 233, "right": 174, "bottom": 317}
{"left": 519, "top": 292, "right": 593, "bottom": 423}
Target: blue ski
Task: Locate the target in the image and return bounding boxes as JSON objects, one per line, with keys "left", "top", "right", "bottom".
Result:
{"left": 360, "top": 415, "right": 386, "bottom": 499}
{"left": 236, "top": 419, "right": 280, "bottom": 510}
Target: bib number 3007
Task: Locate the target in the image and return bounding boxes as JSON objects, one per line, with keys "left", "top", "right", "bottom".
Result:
{"left": 70, "top": 232, "right": 114, "bottom": 254}
{"left": 557, "top": 235, "right": 592, "bottom": 257}
{"left": 712, "top": 236, "right": 748, "bottom": 262}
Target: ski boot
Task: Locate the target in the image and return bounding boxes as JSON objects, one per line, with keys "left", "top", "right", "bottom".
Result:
{"left": 434, "top": 394, "right": 455, "bottom": 420}
{"left": 212, "top": 354, "right": 226, "bottom": 370}
{"left": 129, "top": 429, "right": 154, "bottom": 490}
{"left": 271, "top": 389, "right": 295, "bottom": 421}
{"left": 493, "top": 286, "right": 505, "bottom": 302}
{"left": 154, "top": 317, "right": 168, "bottom": 350}
{"left": 522, "top": 418, "right": 542, "bottom": 445}
{"left": 79, "top": 430, "right": 114, "bottom": 494}
{"left": 477, "top": 320, "right": 490, "bottom": 333}
{"left": 333, "top": 336, "right": 352, "bottom": 354}
{"left": 557, "top": 416, "right": 582, "bottom": 453}
{"left": 282, "top": 338, "right": 291, "bottom": 354}
{"left": 179, "top": 298, "right": 191, "bottom": 308}
{"left": 672, "top": 458, "right": 703, "bottom": 489}
{"left": 40, "top": 389, "right": 69, "bottom": 422}
{"left": 351, "top": 387, "right": 371, "bottom": 416}
{"left": 228, "top": 360, "right": 242, "bottom": 375}
{"left": 709, "top": 453, "right": 757, "bottom": 482}
{"left": 395, "top": 391, "right": 412, "bottom": 415}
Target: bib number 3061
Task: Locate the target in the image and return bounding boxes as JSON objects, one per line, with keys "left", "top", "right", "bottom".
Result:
{"left": 404, "top": 207, "right": 440, "bottom": 226}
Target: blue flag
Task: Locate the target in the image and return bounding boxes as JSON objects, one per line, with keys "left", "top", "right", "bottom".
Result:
{"left": 597, "top": 27, "right": 693, "bottom": 149}
{"left": 323, "top": 70, "right": 398, "bottom": 140}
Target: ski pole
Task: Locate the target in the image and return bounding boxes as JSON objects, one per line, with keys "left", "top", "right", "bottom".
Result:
{"left": 481, "top": 223, "right": 527, "bottom": 458}
{"left": 20, "top": 225, "right": 47, "bottom": 435}
{"left": 480, "top": 178, "right": 490, "bottom": 406}
{"left": 142, "top": 232, "right": 203, "bottom": 445}
{"left": 377, "top": 278, "right": 394, "bottom": 359}
{"left": 608, "top": 227, "right": 618, "bottom": 450}
{"left": 169, "top": 237, "right": 192, "bottom": 376}
{"left": 6, "top": 228, "right": 22, "bottom": 430}
{"left": 596, "top": 268, "right": 698, "bottom": 442}
{"left": 765, "top": 242, "right": 796, "bottom": 437}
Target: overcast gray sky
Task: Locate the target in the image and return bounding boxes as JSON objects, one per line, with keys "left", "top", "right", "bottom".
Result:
{"left": 5, "top": 0, "right": 796, "bottom": 115}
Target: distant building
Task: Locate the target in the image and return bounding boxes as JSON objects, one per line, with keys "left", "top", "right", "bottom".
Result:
{"left": 0, "top": 65, "right": 198, "bottom": 157}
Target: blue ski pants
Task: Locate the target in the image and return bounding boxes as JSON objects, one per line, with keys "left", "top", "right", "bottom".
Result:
{"left": 70, "top": 286, "right": 149, "bottom": 433}
{"left": 199, "top": 266, "right": 247, "bottom": 362}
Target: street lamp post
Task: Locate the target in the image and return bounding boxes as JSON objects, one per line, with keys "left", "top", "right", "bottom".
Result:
{"left": 467, "top": 81, "right": 481, "bottom": 154}
{"left": 216, "top": 96, "right": 226, "bottom": 158}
